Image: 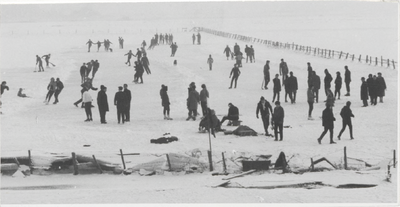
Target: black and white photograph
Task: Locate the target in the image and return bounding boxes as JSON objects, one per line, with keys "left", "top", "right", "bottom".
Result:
{"left": 0, "top": 0, "right": 398, "bottom": 206}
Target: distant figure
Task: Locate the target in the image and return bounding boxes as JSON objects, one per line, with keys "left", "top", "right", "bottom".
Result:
{"left": 123, "top": 84, "right": 131, "bottom": 122}
{"left": 92, "top": 60, "right": 100, "bottom": 79}
{"left": 272, "top": 101, "right": 284, "bottom": 141}
{"left": 197, "top": 32, "right": 201, "bottom": 45}
{"left": 287, "top": 71, "right": 298, "bottom": 103}
{"left": 360, "top": 77, "right": 369, "bottom": 107}
{"left": 41, "top": 54, "right": 51, "bottom": 67}
{"left": 54, "top": 78, "right": 64, "bottom": 104}
{"left": 124, "top": 50, "right": 135, "bottom": 66}
{"left": 263, "top": 60, "right": 270, "bottom": 89}
{"left": 141, "top": 40, "right": 147, "bottom": 49}
{"left": 119, "top": 37, "right": 124, "bottom": 49}
{"left": 307, "top": 86, "right": 315, "bottom": 120}
{"left": 344, "top": 66, "right": 351, "bottom": 96}
{"left": 95, "top": 41, "right": 103, "bottom": 52}
{"left": 334, "top": 71, "right": 342, "bottom": 100}
{"left": 256, "top": 96, "right": 273, "bottom": 136}
{"left": 207, "top": 55, "right": 214, "bottom": 71}
{"left": 86, "top": 39, "right": 93, "bottom": 52}
{"left": 186, "top": 83, "right": 200, "bottom": 121}
{"left": 376, "top": 72, "right": 386, "bottom": 103}
{"left": 44, "top": 77, "right": 56, "bottom": 104}
{"left": 367, "top": 74, "right": 377, "bottom": 105}
{"left": 317, "top": 103, "right": 336, "bottom": 144}
{"left": 192, "top": 34, "right": 196, "bottom": 45}
{"left": 199, "top": 84, "right": 209, "bottom": 117}
{"left": 311, "top": 71, "right": 321, "bottom": 103}
{"left": 279, "top": 59, "right": 289, "bottom": 85}
{"left": 80, "top": 63, "right": 87, "bottom": 84}
{"left": 135, "top": 48, "right": 142, "bottom": 62}
{"left": 337, "top": 101, "right": 354, "bottom": 140}
{"left": 229, "top": 64, "right": 241, "bottom": 89}
{"left": 324, "top": 69, "right": 333, "bottom": 97}
{"left": 0, "top": 81, "right": 9, "bottom": 112}
{"left": 114, "top": 86, "right": 126, "bottom": 124}
{"left": 17, "top": 88, "right": 29, "bottom": 98}
{"left": 220, "top": 103, "right": 239, "bottom": 126}
{"left": 272, "top": 74, "right": 281, "bottom": 102}
{"left": 223, "top": 45, "right": 232, "bottom": 60}
{"left": 160, "top": 84, "right": 172, "bottom": 120}
{"left": 170, "top": 42, "right": 178, "bottom": 57}
{"left": 141, "top": 54, "right": 151, "bottom": 74}
{"left": 82, "top": 88, "right": 93, "bottom": 122}
{"left": 36, "top": 55, "right": 44, "bottom": 72}
{"left": 97, "top": 85, "right": 109, "bottom": 124}
{"left": 307, "top": 62, "right": 313, "bottom": 85}
{"left": 249, "top": 45, "right": 255, "bottom": 63}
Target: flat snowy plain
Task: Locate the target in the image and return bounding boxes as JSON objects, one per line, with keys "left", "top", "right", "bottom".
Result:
{"left": 0, "top": 1, "right": 398, "bottom": 206}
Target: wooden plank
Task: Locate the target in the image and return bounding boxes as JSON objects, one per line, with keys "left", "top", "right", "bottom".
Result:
{"left": 222, "top": 169, "right": 256, "bottom": 180}
{"left": 212, "top": 180, "right": 230, "bottom": 188}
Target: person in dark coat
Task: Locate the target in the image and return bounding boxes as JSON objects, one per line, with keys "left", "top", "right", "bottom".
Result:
{"left": 123, "top": 84, "right": 131, "bottom": 122}
{"left": 326, "top": 88, "right": 335, "bottom": 107}
{"left": 170, "top": 42, "right": 178, "bottom": 57}
{"left": 114, "top": 86, "right": 126, "bottom": 124}
{"left": 334, "top": 71, "right": 342, "bottom": 100}
{"left": 186, "top": 84, "right": 200, "bottom": 121}
{"left": 97, "top": 85, "right": 109, "bottom": 124}
{"left": 366, "top": 74, "right": 377, "bottom": 105}
{"left": 376, "top": 72, "right": 386, "bottom": 103}
{"left": 135, "top": 48, "right": 142, "bottom": 62}
{"left": 244, "top": 45, "right": 250, "bottom": 63}
{"left": 233, "top": 43, "right": 240, "bottom": 55}
{"left": 338, "top": 101, "right": 354, "bottom": 140}
{"left": 229, "top": 64, "right": 241, "bottom": 89}
{"left": 133, "top": 61, "right": 144, "bottom": 84}
{"left": 80, "top": 63, "right": 87, "bottom": 84}
{"left": 360, "top": 77, "right": 369, "bottom": 107}
{"left": 141, "top": 54, "right": 151, "bottom": 74}
{"left": 36, "top": 55, "right": 44, "bottom": 72}
{"left": 91, "top": 60, "right": 100, "bottom": 79}
{"left": 86, "top": 60, "right": 93, "bottom": 78}
{"left": 41, "top": 54, "right": 51, "bottom": 67}
{"left": 279, "top": 59, "right": 289, "bottom": 85}
{"left": 272, "top": 74, "right": 281, "bottom": 102}
{"left": 94, "top": 41, "right": 103, "bottom": 52}
{"left": 324, "top": 69, "right": 333, "bottom": 96}
{"left": 86, "top": 39, "right": 93, "bottom": 52}
{"left": 307, "top": 62, "right": 313, "bottom": 84}
{"left": 272, "top": 101, "right": 284, "bottom": 141}
{"left": 199, "top": 84, "right": 209, "bottom": 117}
{"left": 263, "top": 60, "right": 270, "bottom": 89}
{"left": 235, "top": 51, "right": 243, "bottom": 67}
{"left": 312, "top": 71, "right": 321, "bottom": 103}
{"left": 307, "top": 86, "right": 315, "bottom": 120}
{"left": 53, "top": 78, "right": 64, "bottom": 104}
{"left": 199, "top": 108, "right": 221, "bottom": 137}
{"left": 317, "top": 103, "right": 336, "bottom": 144}
{"left": 124, "top": 50, "right": 135, "bottom": 66}
{"left": 344, "top": 66, "right": 351, "bottom": 96}
{"left": 192, "top": 34, "right": 196, "bottom": 45}
{"left": 45, "top": 77, "right": 56, "bottom": 104}
{"left": 160, "top": 84, "right": 172, "bottom": 120}
{"left": 197, "top": 32, "right": 201, "bottom": 45}
{"left": 256, "top": 96, "right": 273, "bottom": 136}
{"left": 223, "top": 45, "right": 232, "bottom": 60}
{"left": 284, "top": 78, "right": 292, "bottom": 103}
{"left": 287, "top": 71, "right": 298, "bottom": 103}
{"left": 220, "top": 103, "right": 239, "bottom": 126}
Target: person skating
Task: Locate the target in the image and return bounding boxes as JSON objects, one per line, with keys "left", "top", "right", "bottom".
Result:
{"left": 94, "top": 41, "right": 103, "bottom": 52}
{"left": 160, "top": 84, "right": 172, "bottom": 120}
{"left": 124, "top": 50, "right": 135, "bottom": 66}
{"left": 334, "top": 71, "right": 342, "bottom": 100}
{"left": 41, "top": 54, "right": 51, "bottom": 67}
{"left": 192, "top": 33, "right": 196, "bottom": 45}
{"left": 123, "top": 84, "right": 131, "bottom": 122}
{"left": 337, "top": 101, "right": 355, "bottom": 140}
{"left": 376, "top": 72, "right": 386, "bottom": 103}
{"left": 223, "top": 45, "right": 232, "bottom": 60}
{"left": 272, "top": 101, "right": 284, "bottom": 141}
{"left": 86, "top": 39, "right": 93, "bottom": 52}
{"left": 272, "top": 74, "right": 281, "bottom": 102}
{"left": 133, "top": 61, "right": 144, "bottom": 84}
{"left": 1, "top": 81, "right": 9, "bottom": 95}
{"left": 229, "top": 64, "right": 241, "bottom": 89}
{"left": 235, "top": 51, "right": 243, "bottom": 67}
{"left": 245, "top": 45, "right": 250, "bottom": 63}
{"left": 279, "top": 59, "right": 289, "bottom": 85}
{"left": 256, "top": 96, "right": 273, "bottom": 136}
{"left": 207, "top": 55, "right": 214, "bottom": 71}
{"left": 36, "top": 55, "right": 44, "bottom": 72}
{"left": 74, "top": 78, "right": 98, "bottom": 107}
{"left": 233, "top": 43, "right": 240, "bottom": 55}
{"left": 92, "top": 60, "right": 100, "bottom": 79}
{"left": 80, "top": 63, "right": 87, "bottom": 84}
{"left": 287, "top": 71, "right": 298, "bottom": 103}
{"left": 141, "top": 40, "right": 147, "bottom": 49}
{"left": 53, "top": 78, "right": 64, "bottom": 104}
{"left": 324, "top": 69, "right": 333, "bottom": 97}
{"left": 307, "top": 62, "right": 313, "bottom": 84}
{"left": 263, "top": 60, "right": 270, "bottom": 89}
{"left": 283, "top": 78, "right": 292, "bottom": 103}
{"left": 114, "top": 86, "right": 126, "bottom": 124}
{"left": 82, "top": 88, "right": 93, "bottom": 122}
{"left": 311, "top": 71, "right": 321, "bottom": 103}
{"left": 307, "top": 86, "right": 315, "bottom": 120}
{"left": 141, "top": 54, "right": 151, "bottom": 74}
{"left": 199, "top": 84, "right": 209, "bottom": 117}
{"left": 135, "top": 48, "right": 142, "bottom": 62}
{"left": 249, "top": 45, "right": 255, "bottom": 63}
{"left": 186, "top": 83, "right": 200, "bottom": 121}
{"left": 317, "top": 103, "right": 336, "bottom": 144}
{"left": 97, "top": 85, "right": 109, "bottom": 124}
{"left": 86, "top": 60, "right": 94, "bottom": 78}
{"left": 220, "top": 103, "right": 239, "bottom": 126}
{"left": 344, "top": 66, "right": 351, "bottom": 96}
{"left": 197, "top": 32, "right": 201, "bottom": 45}
{"left": 360, "top": 77, "right": 369, "bottom": 107}
{"left": 170, "top": 42, "right": 178, "bottom": 57}
{"left": 326, "top": 88, "right": 335, "bottom": 107}
{"left": 44, "top": 77, "right": 56, "bottom": 104}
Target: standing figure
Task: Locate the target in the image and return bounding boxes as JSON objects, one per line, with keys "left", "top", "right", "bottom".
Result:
{"left": 229, "top": 64, "right": 241, "bottom": 89}
{"left": 123, "top": 84, "right": 131, "bottom": 122}
{"left": 186, "top": 84, "right": 200, "bottom": 121}
{"left": 36, "top": 55, "right": 44, "bottom": 72}
{"left": 86, "top": 60, "right": 94, "bottom": 78}
{"left": 135, "top": 48, "right": 142, "bottom": 62}
{"left": 338, "top": 101, "right": 355, "bottom": 140}
{"left": 114, "top": 86, "right": 126, "bottom": 124}
{"left": 160, "top": 84, "right": 172, "bottom": 120}
{"left": 92, "top": 60, "right": 100, "bottom": 79}
{"left": 272, "top": 74, "right": 281, "bottom": 102}
{"left": 233, "top": 43, "right": 240, "bottom": 55}
{"left": 366, "top": 74, "right": 377, "bottom": 105}
{"left": 170, "top": 42, "right": 178, "bottom": 57}
{"left": 41, "top": 54, "right": 51, "bottom": 67}
{"left": 272, "top": 101, "right": 284, "bottom": 141}
{"left": 326, "top": 88, "right": 335, "bottom": 107}
{"left": 192, "top": 34, "right": 196, "bottom": 44}
{"left": 223, "top": 45, "right": 232, "bottom": 60}
{"left": 141, "top": 54, "right": 151, "bottom": 74}
{"left": 317, "top": 103, "right": 336, "bottom": 144}
{"left": 249, "top": 45, "right": 255, "bottom": 63}
{"left": 376, "top": 72, "right": 386, "bottom": 103}
{"left": 312, "top": 71, "right": 321, "bottom": 103}
{"left": 334, "top": 71, "right": 342, "bottom": 100}
{"left": 197, "top": 32, "right": 201, "bottom": 45}
{"left": 245, "top": 45, "right": 250, "bottom": 63}
{"left": 80, "top": 63, "right": 87, "bottom": 84}
{"left": 263, "top": 60, "right": 270, "bottom": 89}
{"left": 97, "top": 85, "right": 109, "bottom": 124}
{"left": 124, "top": 50, "right": 135, "bottom": 66}
{"left": 324, "top": 69, "right": 333, "bottom": 96}
{"left": 0, "top": 81, "right": 9, "bottom": 113}
{"left": 360, "top": 77, "right": 369, "bottom": 107}
{"left": 307, "top": 86, "right": 315, "bottom": 120}
{"left": 307, "top": 62, "right": 313, "bottom": 85}
{"left": 256, "top": 96, "right": 273, "bottom": 136}
{"left": 344, "top": 66, "right": 351, "bottom": 96}
{"left": 54, "top": 78, "right": 64, "bottom": 104}
{"left": 86, "top": 39, "right": 93, "bottom": 52}
{"left": 82, "top": 88, "right": 93, "bottom": 122}
{"left": 133, "top": 61, "right": 144, "bottom": 84}
{"left": 141, "top": 40, "right": 147, "bottom": 49}
{"left": 44, "top": 77, "right": 56, "bottom": 104}
{"left": 199, "top": 84, "right": 209, "bottom": 117}
{"left": 119, "top": 37, "right": 124, "bottom": 49}
{"left": 279, "top": 59, "right": 289, "bottom": 85}
{"left": 207, "top": 55, "right": 214, "bottom": 71}
{"left": 235, "top": 51, "right": 243, "bottom": 67}
{"left": 284, "top": 78, "right": 292, "bottom": 103}
{"left": 287, "top": 71, "right": 298, "bottom": 103}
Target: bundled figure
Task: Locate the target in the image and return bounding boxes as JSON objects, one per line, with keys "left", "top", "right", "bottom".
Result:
{"left": 256, "top": 96, "right": 273, "bottom": 136}
{"left": 97, "top": 85, "right": 109, "bottom": 124}
{"left": 199, "top": 108, "right": 221, "bottom": 138}
{"left": 44, "top": 77, "right": 57, "bottom": 104}
{"left": 170, "top": 42, "right": 178, "bottom": 57}
{"left": 17, "top": 88, "right": 30, "bottom": 98}
{"left": 133, "top": 61, "right": 144, "bottom": 84}
{"left": 160, "top": 84, "right": 172, "bottom": 120}
{"left": 186, "top": 82, "right": 200, "bottom": 121}
{"left": 317, "top": 103, "right": 336, "bottom": 144}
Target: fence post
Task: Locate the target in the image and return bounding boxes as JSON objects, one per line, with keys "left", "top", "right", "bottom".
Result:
{"left": 222, "top": 152, "right": 227, "bottom": 173}
{"left": 339, "top": 51, "right": 343, "bottom": 59}
{"left": 392, "top": 60, "right": 396, "bottom": 69}
{"left": 369, "top": 56, "right": 372, "bottom": 65}
{"left": 119, "top": 149, "right": 126, "bottom": 169}
{"left": 358, "top": 55, "right": 362, "bottom": 62}
{"left": 366, "top": 55, "right": 369, "bottom": 63}
{"left": 344, "top": 146, "right": 347, "bottom": 170}
{"left": 28, "top": 150, "right": 33, "bottom": 174}
{"left": 311, "top": 158, "right": 314, "bottom": 171}
{"left": 387, "top": 59, "right": 390, "bottom": 67}
{"left": 72, "top": 152, "right": 79, "bottom": 175}
{"left": 381, "top": 56, "right": 383, "bottom": 67}
{"left": 375, "top": 57, "right": 378, "bottom": 66}
{"left": 92, "top": 155, "right": 103, "bottom": 174}
{"left": 352, "top": 54, "right": 355, "bottom": 61}
{"left": 166, "top": 154, "right": 172, "bottom": 171}
{"left": 345, "top": 53, "right": 349, "bottom": 59}
{"left": 208, "top": 150, "right": 213, "bottom": 171}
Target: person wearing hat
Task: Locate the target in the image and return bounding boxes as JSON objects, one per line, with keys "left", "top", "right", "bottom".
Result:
{"left": 199, "top": 84, "right": 209, "bottom": 117}
{"left": 114, "top": 86, "right": 126, "bottom": 124}
{"left": 256, "top": 96, "right": 273, "bottom": 136}
{"left": 80, "top": 63, "right": 87, "bottom": 84}
{"left": 97, "top": 85, "right": 109, "bottom": 124}
{"left": 317, "top": 103, "right": 336, "bottom": 144}
{"left": 338, "top": 101, "right": 355, "bottom": 140}
{"left": 334, "top": 71, "right": 342, "bottom": 100}
{"left": 272, "top": 101, "right": 284, "bottom": 141}
{"left": 279, "top": 59, "right": 288, "bottom": 85}
{"left": 220, "top": 103, "right": 239, "bottom": 126}
{"left": 376, "top": 72, "right": 386, "bottom": 103}
{"left": 344, "top": 66, "right": 351, "bottom": 96}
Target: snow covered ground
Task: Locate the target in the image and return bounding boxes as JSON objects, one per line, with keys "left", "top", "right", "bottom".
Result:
{"left": 0, "top": 1, "right": 398, "bottom": 206}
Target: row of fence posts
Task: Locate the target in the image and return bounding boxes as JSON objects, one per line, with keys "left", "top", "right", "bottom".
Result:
{"left": 197, "top": 27, "right": 397, "bottom": 69}
{"left": 10, "top": 28, "right": 180, "bottom": 36}
{"left": 24, "top": 148, "right": 395, "bottom": 175}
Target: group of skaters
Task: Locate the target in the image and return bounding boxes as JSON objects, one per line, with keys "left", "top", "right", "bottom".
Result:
{"left": 192, "top": 32, "right": 201, "bottom": 45}
{"left": 86, "top": 39, "right": 113, "bottom": 52}
{"left": 80, "top": 60, "right": 101, "bottom": 83}
{"left": 35, "top": 54, "right": 53, "bottom": 72}
{"left": 223, "top": 43, "right": 255, "bottom": 67}
{"left": 124, "top": 47, "right": 151, "bottom": 83}
{"left": 147, "top": 33, "right": 174, "bottom": 50}
{"left": 44, "top": 77, "right": 64, "bottom": 104}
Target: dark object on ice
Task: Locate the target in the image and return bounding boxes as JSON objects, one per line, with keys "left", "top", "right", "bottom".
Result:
{"left": 150, "top": 136, "right": 178, "bottom": 144}
{"left": 274, "top": 152, "right": 288, "bottom": 172}
{"left": 242, "top": 160, "right": 271, "bottom": 171}
{"left": 227, "top": 120, "right": 242, "bottom": 126}
{"left": 232, "top": 125, "right": 257, "bottom": 136}
{"left": 1, "top": 163, "right": 19, "bottom": 175}
{"left": 173, "top": 60, "right": 177, "bottom": 65}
